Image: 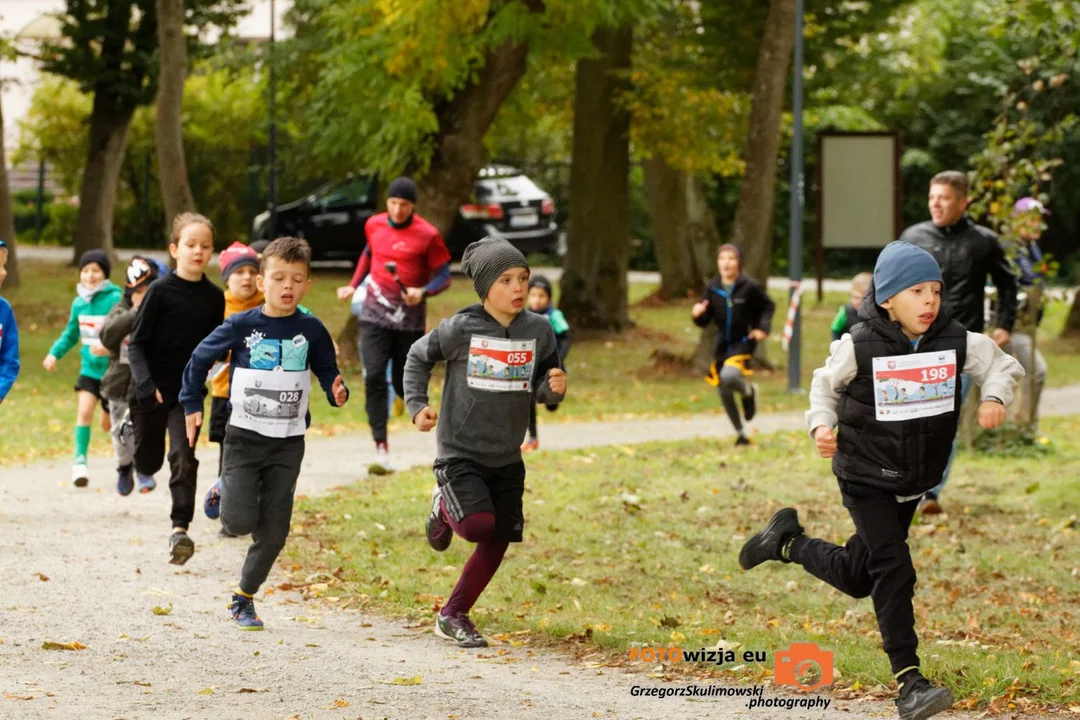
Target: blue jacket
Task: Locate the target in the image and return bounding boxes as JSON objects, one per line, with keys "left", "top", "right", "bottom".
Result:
{"left": 0, "top": 296, "right": 18, "bottom": 401}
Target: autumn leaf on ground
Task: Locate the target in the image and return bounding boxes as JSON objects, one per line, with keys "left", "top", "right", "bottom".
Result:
{"left": 197, "top": 687, "right": 215, "bottom": 696}
{"left": 41, "top": 641, "right": 86, "bottom": 651}
{"left": 236, "top": 688, "right": 266, "bottom": 694}
{"left": 152, "top": 604, "right": 173, "bottom": 616}
{"left": 33, "top": 573, "right": 49, "bottom": 582}
{"left": 4, "top": 694, "right": 34, "bottom": 700}
{"left": 383, "top": 675, "right": 422, "bottom": 686}
{"left": 328, "top": 698, "right": 350, "bottom": 708}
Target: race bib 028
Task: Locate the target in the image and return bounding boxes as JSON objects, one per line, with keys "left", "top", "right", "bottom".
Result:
{"left": 467, "top": 336, "right": 536, "bottom": 392}
{"left": 872, "top": 349, "right": 957, "bottom": 422}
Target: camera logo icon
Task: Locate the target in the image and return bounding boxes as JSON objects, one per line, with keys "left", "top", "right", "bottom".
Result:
{"left": 774, "top": 642, "right": 834, "bottom": 691}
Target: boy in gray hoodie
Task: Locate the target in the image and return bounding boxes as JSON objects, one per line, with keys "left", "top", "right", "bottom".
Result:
{"left": 404, "top": 236, "right": 567, "bottom": 648}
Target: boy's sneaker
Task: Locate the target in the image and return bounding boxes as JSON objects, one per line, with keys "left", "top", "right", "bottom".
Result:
{"left": 435, "top": 611, "right": 487, "bottom": 648}
{"left": 392, "top": 396, "right": 405, "bottom": 417}
{"left": 72, "top": 463, "right": 90, "bottom": 488}
{"left": 168, "top": 531, "right": 195, "bottom": 566}
{"left": 919, "top": 494, "right": 943, "bottom": 516}
{"left": 735, "top": 433, "right": 752, "bottom": 447}
{"left": 426, "top": 485, "right": 452, "bottom": 552}
{"left": 738, "top": 507, "right": 803, "bottom": 570}
{"left": 742, "top": 382, "right": 758, "bottom": 421}
{"left": 521, "top": 438, "right": 539, "bottom": 453}
{"left": 116, "top": 465, "right": 134, "bottom": 496}
{"left": 368, "top": 444, "right": 395, "bottom": 475}
{"left": 136, "top": 472, "right": 157, "bottom": 493}
{"left": 896, "top": 676, "right": 954, "bottom": 720}
{"left": 204, "top": 478, "right": 222, "bottom": 520}
{"left": 229, "top": 594, "right": 264, "bottom": 631}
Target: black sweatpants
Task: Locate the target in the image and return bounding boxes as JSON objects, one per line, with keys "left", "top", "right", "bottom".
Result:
{"left": 219, "top": 426, "right": 305, "bottom": 596}
{"left": 359, "top": 321, "right": 423, "bottom": 443}
{"left": 789, "top": 481, "right": 921, "bottom": 675}
{"left": 131, "top": 396, "right": 201, "bottom": 530}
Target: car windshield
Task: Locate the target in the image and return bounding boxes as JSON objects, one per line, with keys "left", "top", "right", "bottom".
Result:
{"left": 475, "top": 174, "right": 543, "bottom": 199}
{"left": 316, "top": 175, "right": 374, "bottom": 207}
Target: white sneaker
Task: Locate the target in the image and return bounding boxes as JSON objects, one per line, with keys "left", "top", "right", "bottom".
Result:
{"left": 368, "top": 446, "right": 395, "bottom": 476}
{"left": 72, "top": 463, "right": 90, "bottom": 488}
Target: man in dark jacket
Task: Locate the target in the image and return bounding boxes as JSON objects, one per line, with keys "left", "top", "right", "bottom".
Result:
{"left": 898, "top": 170, "right": 1019, "bottom": 514}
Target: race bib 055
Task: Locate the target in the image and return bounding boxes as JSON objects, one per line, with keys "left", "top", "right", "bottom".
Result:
{"left": 466, "top": 336, "right": 536, "bottom": 392}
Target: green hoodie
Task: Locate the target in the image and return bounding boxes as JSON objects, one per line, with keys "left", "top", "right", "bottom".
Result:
{"left": 49, "top": 281, "right": 124, "bottom": 381}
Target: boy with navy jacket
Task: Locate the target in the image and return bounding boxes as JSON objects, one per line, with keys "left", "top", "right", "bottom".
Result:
{"left": 738, "top": 242, "right": 1023, "bottom": 720}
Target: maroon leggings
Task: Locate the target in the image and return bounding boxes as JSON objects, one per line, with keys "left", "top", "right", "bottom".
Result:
{"left": 439, "top": 505, "right": 509, "bottom": 617}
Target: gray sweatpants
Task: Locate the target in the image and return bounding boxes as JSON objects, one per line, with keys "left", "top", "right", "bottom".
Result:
{"left": 718, "top": 364, "right": 749, "bottom": 432}
{"left": 109, "top": 399, "right": 134, "bottom": 468}
{"left": 219, "top": 427, "right": 305, "bottom": 596}
{"left": 1003, "top": 331, "right": 1047, "bottom": 425}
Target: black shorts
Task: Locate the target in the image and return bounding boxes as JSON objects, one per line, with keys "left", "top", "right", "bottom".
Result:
{"left": 433, "top": 458, "right": 526, "bottom": 543}
{"left": 75, "top": 375, "right": 108, "bottom": 412}
{"left": 209, "top": 396, "right": 230, "bottom": 444}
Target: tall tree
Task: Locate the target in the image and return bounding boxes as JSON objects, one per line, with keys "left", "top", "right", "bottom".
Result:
{"left": 155, "top": 0, "right": 196, "bottom": 227}
{"left": 0, "top": 98, "right": 17, "bottom": 289}
{"left": 560, "top": 25, "right": 633, "bottom": 331}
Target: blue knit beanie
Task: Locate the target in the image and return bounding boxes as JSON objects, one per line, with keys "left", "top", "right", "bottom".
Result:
{"left": 873, "top": 241, "right": 942, "bottom": 305}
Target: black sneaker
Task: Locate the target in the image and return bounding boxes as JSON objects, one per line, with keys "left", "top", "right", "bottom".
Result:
{"left": 435, "top": 612, "right": 488, "bottom": 648}
{"left": 735, "top": 433, "right": 752, "bottom": 446}
{"left": 896, "top": 677, "right": 954, "bottom": 720}
{"left": 742, "top": 382, "right": 758, "bottom": 421}
{"left": 426, "top": 484, "right": 452, "bottom": 552}
{"left": 738, "top": 508, "right": 803, "bottom": 570}
{"left": 169, "top": 531, "right": 195, "bottom": 566}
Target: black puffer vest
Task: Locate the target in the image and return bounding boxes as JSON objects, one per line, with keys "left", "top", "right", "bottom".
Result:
{"left": 832, "top": 297, "right": 967, "bottom": 497}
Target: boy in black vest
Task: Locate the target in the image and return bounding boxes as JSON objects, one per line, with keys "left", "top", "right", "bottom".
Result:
{"left": 738, "top": 242, "right": 1023, "bottom": 720}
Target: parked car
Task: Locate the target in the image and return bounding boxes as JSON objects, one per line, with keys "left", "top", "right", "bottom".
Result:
{"left": 251, "top": 166, "right": 559, "bottom": 261}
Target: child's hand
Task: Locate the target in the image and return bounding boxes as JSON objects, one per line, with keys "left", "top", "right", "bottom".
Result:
{"left": 547, "top": 368, "right": 567, "bottom": 395}
{"left": 154, "top": 389, "right": 164, "bottom": 405}
{"left": 42, "top": 355, "right": 57, "bottom": 372}
{"left": 813, "top": 426, "right": 837, "bottom": 458}
{"left": 413, "top": 406, "right": 438, "bottom": 432}
{"left": 185, "top": 411, "right": 202, "bottom": 448}
{"left": 89, "top": 344, "right": 110, "bottom": 357}
{"left": 336, "top": 285, "right": 355, "bottom": 301}
{"left": 748, "top": 329, "right": 768, "bottom": 342}
{"left": 332, "top": 375, "right": 349, "bottom": 406}
{"left": 692, "top": 301, "right": 709, "bottom": 319}
{"left": 978, "top": 400, "right": 1006, "bottom": 429}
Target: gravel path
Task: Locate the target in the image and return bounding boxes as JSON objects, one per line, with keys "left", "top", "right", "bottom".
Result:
{"left": 3, "top": 390, "right": 1078, "bottom": 719}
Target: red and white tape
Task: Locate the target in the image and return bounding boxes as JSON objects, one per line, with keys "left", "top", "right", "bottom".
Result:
{"left": 781, "top": 281, "right": 805, "bottom": 352}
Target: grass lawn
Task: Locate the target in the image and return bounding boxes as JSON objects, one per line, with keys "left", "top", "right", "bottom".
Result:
{"left": 4, "top": 257, "right": 1079, "bottom": 465}
{"left": 285, "top": 417, "right": 1080, "bottom": 711}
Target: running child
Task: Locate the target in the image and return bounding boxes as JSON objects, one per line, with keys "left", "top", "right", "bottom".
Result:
{"left": 181, "top": 237, "right": 348, "bottom": 629}
{"left": 831, "top": 272, "right": 872, "bottom": 341}
{"left": 521, "top": 274, "right": 571, "bottom": 453}
{"left": 99, "top": 257, "right": 159, "bottom": 495}
{"left": 128, "top": 213, "right": 225, "bottom": 565}
{"left": 738, "top": 242, "right": 1023, "bottom": 720}
{"left": 405, "top": 236, "right": 567, "bottom": 648}
{"left": 692, "top": 243, "right": 775, "bottom": 446}
{"left": 42, "top": 249, "right": 123, "bottom": 486}
{"left": 0, "top": 240, "right": 18, "bottom": 404}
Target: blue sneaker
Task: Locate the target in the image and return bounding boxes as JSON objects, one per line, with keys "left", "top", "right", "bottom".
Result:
{"left": 116, "top": 465, "right": 134, "bottom": 496}
{"left": 204, "top": 478, "right": 222, "bottom": 520}
{"left": 229, "top": 594, "right": 264, "bottom": 630}
{"left": 136, "top": 472, "right": 156, "bottom": 494}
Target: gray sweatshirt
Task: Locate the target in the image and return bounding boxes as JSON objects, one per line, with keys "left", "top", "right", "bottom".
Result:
{"left": 404, "top": 304, "right": 565, "bottom": 467}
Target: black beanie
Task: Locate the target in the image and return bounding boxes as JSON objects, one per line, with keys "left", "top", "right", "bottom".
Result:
{"left": 528, "top": 275, "right": 553, "bottom": 298}
{"left": 80, "top": 249, "right": 111, "bottom": 278}
{"left": 387, "top": 176, "right": 418, "bottom": 204}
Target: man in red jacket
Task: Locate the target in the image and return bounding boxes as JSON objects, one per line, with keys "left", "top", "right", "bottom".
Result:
{"left": 337, "top": 177, "right": 452, "bottom": 473}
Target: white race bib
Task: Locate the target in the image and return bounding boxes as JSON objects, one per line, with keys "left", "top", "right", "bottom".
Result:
{"left": 120, "top": 336, "right": 130, "bottom": 365}
{"left": 229, "top": 367, "right": 310, "bottom": 438}
{"left": 872, "top": 350, "right": 957, "bottom": 422}
{"left": 466, "top": 336, "right": 536, "bottom": 392}
{"left": 79, "top": 314, "right": 105, "bottom": 347}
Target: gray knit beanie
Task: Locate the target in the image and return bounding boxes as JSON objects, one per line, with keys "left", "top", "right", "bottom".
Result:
{"left": 461, "top": 236, "right": 529, "bottom": 299}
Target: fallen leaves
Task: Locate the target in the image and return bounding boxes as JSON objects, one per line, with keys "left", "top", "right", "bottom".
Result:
{"left": 151, "top": 604, "right": 173, "bottom": 616}
{"left": 41, "top": 641, "right": 86, "bottom": 651}
{"left": 32, "top": 573, "right": 49, "bottom": 582}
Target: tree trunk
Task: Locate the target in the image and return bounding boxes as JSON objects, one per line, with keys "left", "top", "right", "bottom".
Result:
{"left": 155, "top": 0, "right": 195, "bottom": 229}
{"left": 645, "top": 157, "right": 715, "bottom": 300}
{"left": 730, "top": 0, "right": 796, "bottom": 283}
{"left": 73, "top": 94, "right": 135, "bottom": 260}
{"left": 0, "top": 99, "right": 18, "bottom": 289}
{"left": 1062, "top": 293, "right": 1080, "bottom": 338}
{"left": 560, "top": 25, "right": 633, "bottom": 332}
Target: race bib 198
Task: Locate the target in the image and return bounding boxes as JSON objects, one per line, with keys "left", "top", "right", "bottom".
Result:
{"left": 872, "top": 349, "right": 957, "bottom": 422}
{"left": 466, "top": 336, "right": 535, "bottom": 392}
{"left": 229, "top": 367, "right": 310, "bottom": 438}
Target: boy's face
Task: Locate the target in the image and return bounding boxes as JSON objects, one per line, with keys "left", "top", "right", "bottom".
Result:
{"left": 486, "top": 267, "right": 530, "bottom": 317}
{"left": 130, "top": 285, "right": 150, "bottom": 308}
{"left": 850, "top": 287, "right": 866, "bottom": 307}
{"left": 717, "top": 250, "right": 740, "bottom": 279}
{"left": 0, "top": 248, "right": 7, "bottom": 290}
{"left": 227, "top": 265, "right": 258, "bottom": 301}
{"left": 1012, "top": 212, "right": 1044, "bottom": 243}
{"left": 170, "top": 223, "right": 214, "bottom": 276}
{"left": 257, "top": 257, "right": 310, "bottom": 314}
{"left": 527, "top": 286, "right": 550, "bottom": 312}
{"left": 80, "top": 262, "right": 105, "bottom": 289}
{"left": 880, "top": 281, "right": 942, "bottom": 339}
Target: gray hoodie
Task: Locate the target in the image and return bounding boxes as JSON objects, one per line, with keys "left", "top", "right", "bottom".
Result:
{"left": 404, "top": 304, "right": 565, "bottom": 467}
